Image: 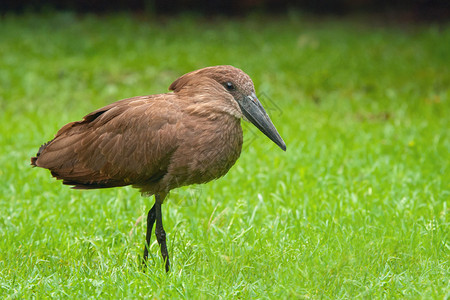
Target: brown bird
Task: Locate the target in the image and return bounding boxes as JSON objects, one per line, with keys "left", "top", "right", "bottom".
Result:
{"left": 31, "top": 65, "right": 286, "bottom": 272}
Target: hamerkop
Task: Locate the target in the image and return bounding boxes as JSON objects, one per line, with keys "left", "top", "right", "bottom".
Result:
{"left": 31, "top": 65, "right": 286, "bottom": 272}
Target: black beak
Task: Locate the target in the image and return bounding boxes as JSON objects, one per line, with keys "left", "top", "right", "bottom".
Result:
{"left": 238, "top": 93, "right": 286, "bottom": 151}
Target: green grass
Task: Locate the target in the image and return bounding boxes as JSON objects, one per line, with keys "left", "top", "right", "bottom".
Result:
{"left": 0, "top": 12, "right": 448, "bottom": 298}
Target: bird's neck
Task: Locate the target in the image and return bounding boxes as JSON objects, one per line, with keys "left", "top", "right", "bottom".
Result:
{"left": 181, "top": 94, "right": 242, "bottom": 120}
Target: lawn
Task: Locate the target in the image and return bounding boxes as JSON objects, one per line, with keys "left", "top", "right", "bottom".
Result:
{"left": 0, "top": 12, "right": 448, "bottom": 298}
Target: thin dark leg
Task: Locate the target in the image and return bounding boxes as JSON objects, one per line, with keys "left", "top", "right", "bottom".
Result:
{"left": 155, "top": 196, "right": 170, "bottom": 272}
{"left": 142, "top": 203, "right": 156, "bottom": 265}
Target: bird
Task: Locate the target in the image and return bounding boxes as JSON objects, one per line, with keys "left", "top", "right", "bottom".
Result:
{"left": 31, "top": 65, "right": 286, "bottom": 272}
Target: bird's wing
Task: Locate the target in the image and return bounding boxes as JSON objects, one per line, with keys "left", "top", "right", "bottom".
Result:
{"left": 34, "top": 94, "right": 181, "bottom": 189}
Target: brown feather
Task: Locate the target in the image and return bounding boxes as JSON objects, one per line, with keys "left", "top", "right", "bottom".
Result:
{"left": 31, "top": 66, "right": 269, "bottom": 197}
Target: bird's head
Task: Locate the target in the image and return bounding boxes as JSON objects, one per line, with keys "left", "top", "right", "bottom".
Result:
{"left": 169, "top": 65, "right": 286, "bottom": 151}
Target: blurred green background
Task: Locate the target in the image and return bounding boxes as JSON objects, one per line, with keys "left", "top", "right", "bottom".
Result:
{"left": 0, "top": 11, "right": 448, "bottom": 299}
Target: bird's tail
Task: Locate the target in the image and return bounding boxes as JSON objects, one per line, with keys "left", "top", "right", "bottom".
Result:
{"left": 30, "top": 140, "right": 53, "bottom": 167}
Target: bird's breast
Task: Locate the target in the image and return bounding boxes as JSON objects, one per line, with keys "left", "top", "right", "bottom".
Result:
{"left": 167, "top": 115, "right": 243, "bottom": 188}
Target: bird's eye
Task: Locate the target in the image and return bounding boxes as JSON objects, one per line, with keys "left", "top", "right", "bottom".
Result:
{"left": 225, "top": 82, "right": 235, "bottom": 91}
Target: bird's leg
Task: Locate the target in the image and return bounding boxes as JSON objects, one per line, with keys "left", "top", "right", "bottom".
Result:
{"left": 154, "top": 194, "right": 170, "bottom": 272}
{"left": 142, "top": 203, "right": 156, "bottom": 265}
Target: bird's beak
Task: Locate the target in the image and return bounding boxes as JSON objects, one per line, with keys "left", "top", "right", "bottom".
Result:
{"left": 238, "top": 93, "right": 286, "bottom": 151}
